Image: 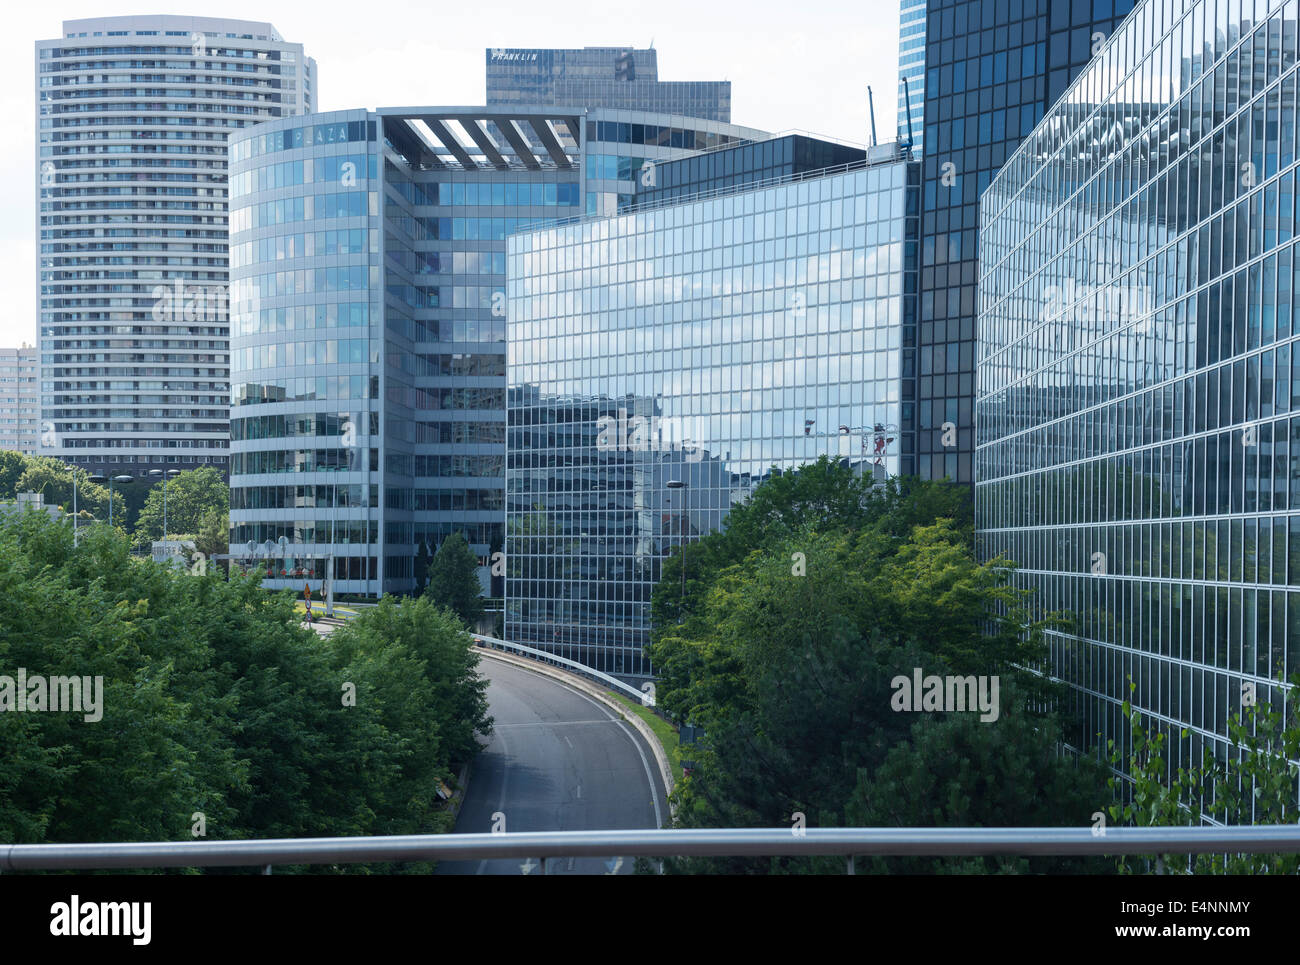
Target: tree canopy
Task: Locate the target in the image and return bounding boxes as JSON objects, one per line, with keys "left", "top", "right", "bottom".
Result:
{"left": 424, "top": 531, "right": 485, "bottom": 628}
{"left": 650, "top": 459, "right": 1105, "bottom": 874}
{"left": 0, "top": 508, "right": 490, "bottom": 870}
{"left": 133, "top": 466, "right": 229, "bottom": 545}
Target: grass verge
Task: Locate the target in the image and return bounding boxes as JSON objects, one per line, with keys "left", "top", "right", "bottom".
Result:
{"left": 606, "top": 691, "right": 681, "bottom": 772}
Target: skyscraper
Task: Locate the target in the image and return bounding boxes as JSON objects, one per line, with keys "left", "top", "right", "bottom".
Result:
{"left": 506, "top": 139, "right": 919, "bottom": 673}
{"left": 226, "top": 107, "right": 764, "bottom": 600}
{"left": 978, "top": 0, "right": 1300, "bottom": 775}
{"left": 898, "top": 0, "right": 927, "bottom": 154}
{"left": 36, "top": 16, "right": 316, "bottom": 480}
{"left": 486, "top": 47, "right": 731, "bottom": 122}
{"left": 918, "top": 0, "right": 1134, "bottom": 483}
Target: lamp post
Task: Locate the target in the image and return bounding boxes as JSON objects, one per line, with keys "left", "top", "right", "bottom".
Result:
{"left": 327, "top": 475, "right": 338, "bottom": 619}
{"left": 666, "top": 479, "right": 687, "bottom": 620}
{"left": 88, "top": 473, "right": 134, "bottom": 528}
{"left": 70, "top": 468, "right": 84, "bottom": 547}
{"left": 148, "top": 468, "right": 181, "bottom": 548}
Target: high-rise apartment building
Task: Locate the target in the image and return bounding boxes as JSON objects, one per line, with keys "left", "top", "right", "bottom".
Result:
{"left": 226, "top": 107, "right": 764, "bottom": 599}
{"left": 919, "top": 0, "right": 1134, "bottom": 483}
{"left": 506, "top": 140, "right": 919, "bottom": 673}
{"left": 486, "top": 47, "right": 732, "bottom": 122}
{"left": 0, "top": 345, "right": 41, "bottom": 455}
{"left": 898, "top": 0, "right": 927, "bottom": 154}
{"left": 978, "top": 0, "right": 1300, "bottom": 775}
{"left": 36, "top": 16, "right": 316, "bottom": 480}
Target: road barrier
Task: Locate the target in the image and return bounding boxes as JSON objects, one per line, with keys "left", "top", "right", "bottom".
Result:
{"left": 5, "top": 826, "right": 1300, "bottom": 871}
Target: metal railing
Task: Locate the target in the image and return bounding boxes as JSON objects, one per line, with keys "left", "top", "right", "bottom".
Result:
{"left": 472, "top": 633, "right": 654, "bottom": 707}
{"left": 5, "top": 826, "right": 1300, "bottom": 872}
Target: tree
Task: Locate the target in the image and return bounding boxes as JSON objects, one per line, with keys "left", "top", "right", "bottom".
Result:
{"left": 195, "top": 508, "right": 229, "bottom": 569}
{"left": 1106, "top": 677, "right": 1300, "bottom": 875}
{"left": 847, "top": 699, "right": 1112, "bottom": 875}
{"left": 133, "top": 467, "right": 229, "bottom": 544}
{"left": 424, "top": 532, "right": 485, "bottom": 628}
{"left": 650, "top": 462, "right": 1088, "bottom": 874}
{"left": 413, "top": 540, "right": 432, "bottom": 596}
{"left": 0, "top": 509, "right": 487, "bottom": 870}
{"left": 10, "top": 457, "right": 109, "bottom": 522}
{"left": 0, "top": 450, "right": 29, "bottom": 499}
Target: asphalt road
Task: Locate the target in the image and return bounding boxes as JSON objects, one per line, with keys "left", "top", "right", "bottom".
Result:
{"left": 437, "top": 657, "right": 667, "bottom": 875}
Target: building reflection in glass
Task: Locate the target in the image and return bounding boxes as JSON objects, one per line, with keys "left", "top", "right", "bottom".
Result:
{"left": 507, "top": 156, "right": 920, "bottom": 675}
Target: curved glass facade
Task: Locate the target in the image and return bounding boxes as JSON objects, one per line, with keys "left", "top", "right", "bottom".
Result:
{"left": 228, "top": 110, "right": 382, "bottom": 593}
{"left": 228, "top": 107, "right": 764, "bottom": 599}
{"left": 507, "top": 158, "right": 921, "bottom": 674}
{"left": 978, "top": 0, "right": 1300, "bottom": 775}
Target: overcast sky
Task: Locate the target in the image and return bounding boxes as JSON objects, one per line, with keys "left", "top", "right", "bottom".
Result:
{"left": 4, "top": 0, "right": 901, "bottom": 347}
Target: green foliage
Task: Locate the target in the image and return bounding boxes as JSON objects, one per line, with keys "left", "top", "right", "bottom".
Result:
{"left": 0, "top": 451, "right": 30, "bottom": 498}
{"left": 0, "top": 511, "right": 487, "bottom": 871}
{"left": 651, "top": 460, "right": 1100, "bottom": 874}
{"left": 413, "top": 540, "right": 432, "bottom": 595}
{"left": 3, "top": 455, "right": 110, "bottom": 522}
{"left": 849, "top": 697, "right": 1112, "bottom": 874}
{"left": 1107, "top": 677, "right": 1300, "bottom": 874}
{"left": 194, "top": 508, "right": 228, "bottom": 567}
{"left": 424, "top": 532, "right": 485, "bottom": 628}
{"left": 134, "top": 467, "right": 229, "bottom": 545}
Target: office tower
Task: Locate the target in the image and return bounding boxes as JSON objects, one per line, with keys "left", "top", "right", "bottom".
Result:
{"left": 506, "top": 140, "right": 920, "bottom": 674}
{"left": 37, "top": 16, "right": 316, "bottom": 480}
{"left": 0, "top": 345, "right": 41, "bottom": 455}
{"left": 899, "top": 0, "right": 927, "bottom": 154}
{"left": 486, "top": 47, "right": 732, "bottom": 122}
{"left": 918, "top": 0, "right": 1134, "bottom": 482}
{"left": 978, "top": 0, "right": 1300, "bottom": 770}
{"left": 227, "top": 108, "right": 764, "bottom": 599}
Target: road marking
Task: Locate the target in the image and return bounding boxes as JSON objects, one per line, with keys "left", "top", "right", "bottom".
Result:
{"left": 561, "top": 687, "right": 665, "bottom": 829}
{"left": 492, "top": 720, "right": 610, "bottom": 728}
{"left": 476, "top": 727, "right": 510, "bottom": 877}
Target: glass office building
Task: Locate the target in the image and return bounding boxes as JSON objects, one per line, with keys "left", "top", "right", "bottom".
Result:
{"left": 486, "top": 47, "right": 731, "bottom": 123}
{"left": 227, "top": 107, "right": 762, "bottom": 598}
{"left": 899, "top": 0, "right": 928, "bottom": 154}
{"left": 635, "top": 133, "right": 866, "bottom": 206}
{"left": 37, "top": 16, "right": 315, "bottom": 480}
{"left": 920, "top": 0, "right": 1135, "bottom": 483}
{"left": 507, "top": 148, "right": 921, "bottom": 674}
{"left": 978, "top": 0, "right": 1300, "bottom": 772}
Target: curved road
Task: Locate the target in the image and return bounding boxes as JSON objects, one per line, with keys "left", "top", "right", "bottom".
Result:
{"left": 437, "top": 657, "right": 667, "bottom": 875}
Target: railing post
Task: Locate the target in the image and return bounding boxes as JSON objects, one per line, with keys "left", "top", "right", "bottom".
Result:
{"left": 846, "top": 855, "right": 856, "bottom": 875}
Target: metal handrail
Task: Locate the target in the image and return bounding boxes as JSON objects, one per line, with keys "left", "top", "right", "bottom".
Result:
{"left": 472, "top": 632, "right": 653, "bottom": 707}
{"left": 5, "top": 826, "right": 1300, "bottom": 871}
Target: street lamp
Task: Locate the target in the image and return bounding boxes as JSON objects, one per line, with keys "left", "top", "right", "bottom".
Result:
{"left": 328, "top": 475, "right": 338, "bottom": 618}
{"left": 87, "top": 473, "right": 133, "bottom": 528}
{"left": 666, "top": 479, "right": 687, "bottom": 620}
{"left": 148, "top": 469, "right": 181, "bottom": 548}
{"left": 107, "top": 475, "right": 134, "bottom": 528}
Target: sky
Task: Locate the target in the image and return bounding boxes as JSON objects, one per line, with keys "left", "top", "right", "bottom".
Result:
{"left": 3, "top": 0, "right": 901, "bottom": 347}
